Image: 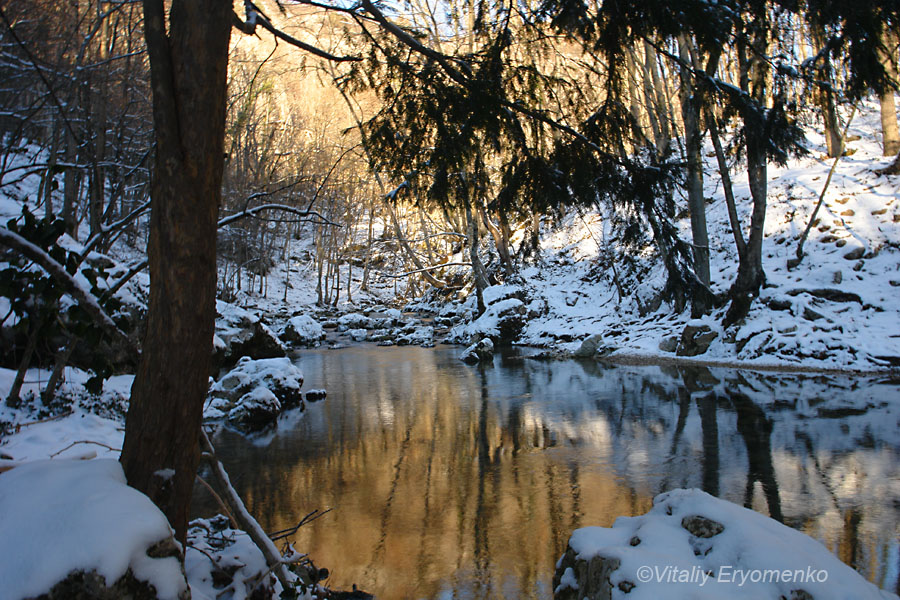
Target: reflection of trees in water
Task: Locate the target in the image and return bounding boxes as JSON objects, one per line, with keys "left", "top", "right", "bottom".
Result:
{"left": 195, "top": 348, "right": 899, "bottom": 598}
{"left": 731, "top": 392, "right": 783, "bottom": 522}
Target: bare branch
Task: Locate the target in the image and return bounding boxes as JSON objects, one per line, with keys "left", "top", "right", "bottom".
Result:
{"left": 217, "top": 203, "right": 340, "bottom": 228}
{"left": 232, "top": 5, "right": 359, "bottom": 63}
{"left": 381, "top": 262, "right": 472, "bottom": 278}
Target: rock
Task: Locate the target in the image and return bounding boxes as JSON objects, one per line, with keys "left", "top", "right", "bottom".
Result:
{"left": 305, "top": 389, "right": 327, "bottom": 402}
{"left": 786, "top": 288, "right": 861, "bottom": 304}
{"left": 207, "top": 357, "right": 305, "bottom": 430}
{"left": 35, "top": 568, "right": 182, "bottom": 600}
{"left": 832, "top": 271, "right": 842, "bottom": 284}
{"left": 553, "top": 489, "right": 890, "bottom": 600}
{"left": 658, "top": 336, "right": 679, "bottom": 353}
{"left": 553, "top": 546, "right": 620, "bottom": 600}
{"left": 280, "top": 314, "right": 325, "bottom": 346}
{"left": 213, "top": 301, "right": 286, "bottom": 370}
{"left": 802, "top": 307, "right": 826, "bottom": 322}
{"left": 682, "top": 515, "right": 724, "bottom": 538}
{"left": 461, "top": 338, "right": 494, "bottom": 364}
{"left": 768, "top": 298, "right": 792, "bottom": 311}
{"left": 843, "top": 246, "right": 865, "bottom": 260}
{"left": 348, "top": 328, "right": 368, "bottom": 342}
{"left": 397, "top": 325, "right": 434, "bottom": 346}
{"left": 337, "top": 312, "right": 375, "bottom": 331}
{"left": 676, "top": 324, "right": 717, "bottom": 357}
{"left": 575, "top": 334, "right": 605, "bottom": 357}
{"left": 226, "top": 386, "right": 282, "bottom": 431}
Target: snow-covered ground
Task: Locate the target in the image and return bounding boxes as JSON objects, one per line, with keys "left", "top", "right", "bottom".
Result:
{"left": 450, "top": 100, "right": 900, "bottom": 372}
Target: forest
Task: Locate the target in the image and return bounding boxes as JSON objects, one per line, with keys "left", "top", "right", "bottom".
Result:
{"left": 0, "top": 0, "right": 899, "bottom": 599}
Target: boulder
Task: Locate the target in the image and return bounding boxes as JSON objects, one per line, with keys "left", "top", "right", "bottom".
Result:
{"left": 225, "top": 386, "right": 282, "bottom": 432}
{"left": 397, "top": 325, "right": 435, "bottom": 347}
{"left": 575, "top": 334, "right": 605, "bottom": 358}
{"left": 461, "top": 338, "right": 494, "bottom": 364}
{"left": 336, "top": 312, "right": 375, "bottom": 331}
{"left": 279, "top": 314, "right": 325, "bottom": 346}
{"left": 213, "top": 301, "right": 286, "bottom": 369}
{"left": 553, "top": 489, "right": 894, "bottom": 600}
{"left": 0, "top": 459, "right": 189, "bottom": 600}
{"left": 676, "top": 324, "right": 717, "bottom": 357}
{"left": 207, "top": 357, "right": 304, "bottom": 431}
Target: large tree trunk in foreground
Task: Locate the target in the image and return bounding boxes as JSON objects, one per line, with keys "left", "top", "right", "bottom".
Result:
{"left": 120, "top": 0, "right": 231, "bottom": 544}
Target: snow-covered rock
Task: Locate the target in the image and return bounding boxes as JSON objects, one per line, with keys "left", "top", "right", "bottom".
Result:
{"left": 348, "top": 328, "right": 368, "bottom": 342}
{"left": 449, "top": 297, "right": 526, "bottom": 345}
{"left": 279, "top": 314, "right": 325, "bottom": 346}
{"left": 336, "top": 312, "right": 375, "bottom": 331}
{"left": 397, "top": 325, "right": 434, "bottom": 346}
{"left": 213, "top": 301, "right": 286, "bottom": 368}
{"left": 206, "top": 357, "right": 304, "bottom": 431}
{"left": 553, "top": 488, "right": 897, "bottom": 600}
{"left": 461, "top": 338, "right": 494, "bottom": 363}
{"left": 0, "top": 459, "right": 188, "bottom": 600}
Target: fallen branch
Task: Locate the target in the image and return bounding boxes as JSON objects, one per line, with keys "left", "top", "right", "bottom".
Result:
{"left": 48, "top": 440, "right": 120, "bottom": 458}
{"left": 200, "top": 430, "right": 310, "bottom": 591}
{"left": 792, "top": 104, "right": 858, "bottom": 268}
{"left": 12, "top": 408, "right": 74, "bottom": 433}
{"left": 381, "top": 262, "right": 472, "bottom": 278}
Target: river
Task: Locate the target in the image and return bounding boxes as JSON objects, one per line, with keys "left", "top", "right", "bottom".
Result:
{"left": 196, "top": 345, "right": 900, "bottom": 599}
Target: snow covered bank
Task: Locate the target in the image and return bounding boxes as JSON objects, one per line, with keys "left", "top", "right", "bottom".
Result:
{"left": 0, "top": 459, "right": 187, "bottom": 600}
{"left": 553, "top": 489, "right": 898, "bottom": 600}
{"left": 412, "top": 101, "right": 900, "bottom": 373}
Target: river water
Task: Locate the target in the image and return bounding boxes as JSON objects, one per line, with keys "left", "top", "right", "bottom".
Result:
{"left": 197, "top": 346, "right": 900, "bottom": 599}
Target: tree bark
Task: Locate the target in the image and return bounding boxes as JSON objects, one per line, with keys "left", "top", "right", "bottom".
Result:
{"left": 120, "top": 0, "right": 231, "bottom": 544}
{"left": 879, "top": 26, "right": 900, "bottom": 156}
{"left": 677, "top": 35, "right": 710, "bottom": 300}
{"left": 725, "top": 32, "right": 769, "bottom": 326}
{"left": 811, "top": 24, "right": 842, "bottom": 158}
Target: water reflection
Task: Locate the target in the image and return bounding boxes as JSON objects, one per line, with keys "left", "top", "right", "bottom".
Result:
{"left": 194, "top": 347, "right": 900, "bottom": 599}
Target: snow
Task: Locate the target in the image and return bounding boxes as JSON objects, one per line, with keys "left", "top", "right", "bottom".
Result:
{"left": 0, "top": 459, "right": 186, "bottom": 600}
{"left": 282, "top": 314, "right": 325, "bottom": 344}
{"left": 562, "top": 488, "right": 898, "bottom": 600}
{"left": 186, "top": 517, "right": 278, "bottom": 600}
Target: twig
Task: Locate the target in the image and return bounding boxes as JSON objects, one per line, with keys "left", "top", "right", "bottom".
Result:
{"left": 48, "top": 440, "right": 120, "bottom": 458}
{"left": 13, "top": 409, "right": 74, "bottom": 433}
{"left": 195, "top": 474, "right": 239, "bottom": 530}
{"left": 269, "top": 508, "right": 333, "bottom": 541}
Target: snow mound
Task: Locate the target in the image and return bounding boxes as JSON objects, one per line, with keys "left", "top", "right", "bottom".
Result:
{"left": 0, "top": 459, "right": 187, "bottom": 600}
{"left": 555, "top": 488, "right": 897, "bottom": 600}
{"left": 280, "top": 314, "right": 325, "bottom": 346}
{"left": 207, "top": 357, "right": 304, "bottom": 431}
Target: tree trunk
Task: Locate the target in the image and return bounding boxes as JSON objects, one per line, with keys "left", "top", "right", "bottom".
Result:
{"left": 726, "top": 33, "right": 768, "bottom": 326}
{"left": 811, "top": 24, "right": 841, "bottom": 158}
{"left": 677, "top": 35, "right": 710, "bottom": 304}
{"left": 465, "top": 199, "right": 488, "bottom": 314}
{"left": 120, "top": 0, "right": 231, "bottom": 544}
{"left": 879, "top": 26, "right": 900, "bottom": 156}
